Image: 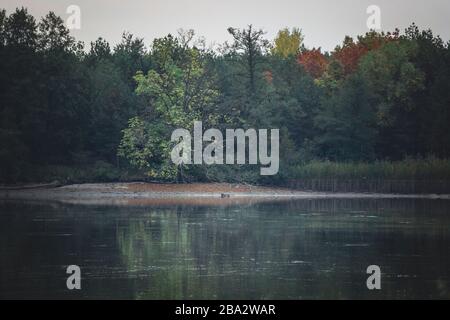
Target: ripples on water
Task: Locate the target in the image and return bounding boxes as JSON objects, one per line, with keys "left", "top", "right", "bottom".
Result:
{"left": 0, "top": 198, "right": 449, "bottom": 299}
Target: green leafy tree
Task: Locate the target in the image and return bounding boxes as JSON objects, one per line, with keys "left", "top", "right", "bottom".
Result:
{"left": 314, "top": 74, "right": 377, "bottom": 161}
{"left": 227, "top": 25, "right": 269, "bottom": 94}
{"left": 0, "top": 8, "right": 40, "bottom": 181}
{"left": 86, "top": 37, "right": 112, "bottom": 65}
{"left": 4, "top": 7, "right": 37, "bottom": 48}
{"left": 113, "top": 32, "right": 148, "bottom": 88}
{"left": 38, "top": 12, "right": 77, "bottom": 52}
{"left": 402, "top": 24, "right": 450, "bottom": 157}
{"left": 358, "top": 39, "right": 425, "bottom": 158}
{"left": 118, "top": 32, "right": 219, "bottom": 180}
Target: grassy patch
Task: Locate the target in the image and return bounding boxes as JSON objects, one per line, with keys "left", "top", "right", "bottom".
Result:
{"left": 290, "top": 158, "right": 450, "bottom": 180}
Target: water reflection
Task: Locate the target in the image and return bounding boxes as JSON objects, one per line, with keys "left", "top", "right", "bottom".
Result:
{"left": 0, "top": 198, "right": 449, "bottom": 299}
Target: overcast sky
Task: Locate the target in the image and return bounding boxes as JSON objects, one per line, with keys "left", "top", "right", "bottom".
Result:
{"left": 2, "top": 0, "right": 450, "bottom": 51}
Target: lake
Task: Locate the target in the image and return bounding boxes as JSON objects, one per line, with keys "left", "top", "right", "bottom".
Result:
{"left": 0, "top": 198, "right": 449, "bottom": 299}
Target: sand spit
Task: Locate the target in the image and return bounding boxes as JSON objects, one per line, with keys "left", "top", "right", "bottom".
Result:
{"left": 0, "top": 182, "right": 449, "bottom": 206}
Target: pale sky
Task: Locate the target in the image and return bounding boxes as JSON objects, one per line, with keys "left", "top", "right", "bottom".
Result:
{"left": 2, "top": 0, "right": 450, "bottom": 52}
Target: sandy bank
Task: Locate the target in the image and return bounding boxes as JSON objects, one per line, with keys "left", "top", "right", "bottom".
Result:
{"left": 0, "top": 182, "right": 449, "bottom": 205}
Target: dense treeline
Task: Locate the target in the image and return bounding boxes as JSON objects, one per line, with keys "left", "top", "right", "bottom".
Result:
{"left": 1, "top": 8, "right": 450, "bottom": 184}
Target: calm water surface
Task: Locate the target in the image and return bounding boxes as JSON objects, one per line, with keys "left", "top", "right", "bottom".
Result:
{"left": 0, "top": 198, "right": 449, "bottom": 299}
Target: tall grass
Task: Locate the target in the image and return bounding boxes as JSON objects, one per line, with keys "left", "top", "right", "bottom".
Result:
{"left": 290, "top": 158, "right": 450, "bottom": 180}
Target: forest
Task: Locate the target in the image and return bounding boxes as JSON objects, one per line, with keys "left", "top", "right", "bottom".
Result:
{"left": 1, "top": 7, "right": 450, "bottom": 185}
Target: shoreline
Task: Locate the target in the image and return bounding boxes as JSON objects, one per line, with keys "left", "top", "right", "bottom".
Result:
{"left": 1, "top": 182, "right": 450, "bottom": 206}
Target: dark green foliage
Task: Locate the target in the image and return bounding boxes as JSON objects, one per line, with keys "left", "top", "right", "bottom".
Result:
{"left": 0, "top": 8, "right": 144, "bottom": 182}
{"left": 1, "top": 8, "right": 449, "bottom": 184}
{"left": 314, "top": 74, "right": 376, "bottom": 161}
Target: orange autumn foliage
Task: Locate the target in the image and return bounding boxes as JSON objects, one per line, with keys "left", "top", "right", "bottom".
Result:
{"left": 333, "top": 31, "right": 399, "bottom": 75}
{"left": 333, "top": 41, "right": 369, "bottom": 75}
{"left": 297, "top": 48, "right": 328, "bottom": 78}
